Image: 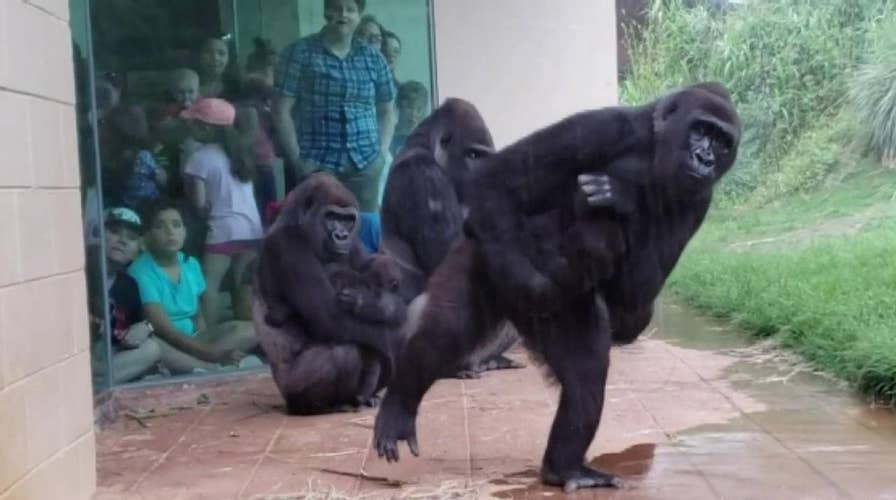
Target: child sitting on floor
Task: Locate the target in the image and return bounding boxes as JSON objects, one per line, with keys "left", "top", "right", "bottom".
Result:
{"left": 127, "top": 199, "right": 259, "bottom": 375}
{"left": 88, "top": 207, "right": 162, "bottom": 385}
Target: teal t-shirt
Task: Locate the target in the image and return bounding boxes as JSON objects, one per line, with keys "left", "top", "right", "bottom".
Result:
{"left": 127, "top": 251, "right": 206, "bottom": 336}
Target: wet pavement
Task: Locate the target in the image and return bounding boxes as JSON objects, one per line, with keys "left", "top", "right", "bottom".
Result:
{"left": 94, "top": 300, "right": 896, "bottom": 499}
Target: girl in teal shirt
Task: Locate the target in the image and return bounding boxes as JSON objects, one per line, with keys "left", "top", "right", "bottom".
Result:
{"left": 128, "top": 200, "right": 258, "bottom": 374}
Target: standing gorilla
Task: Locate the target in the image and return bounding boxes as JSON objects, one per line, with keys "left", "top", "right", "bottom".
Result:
{"left": 253, "top": 173, "right": 406, "bottom": 415}
{"left": 380, "top": 97, "right": 522, "bottom": 377}
{"left": 373, "top": 82, "right": 741, "bottom": 491}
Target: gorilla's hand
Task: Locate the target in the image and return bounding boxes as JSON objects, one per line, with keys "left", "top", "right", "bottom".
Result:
{"left": 374, "top": 392, "right": 419, "bottom": 463}
{"left": 336, "top": 288, "right": 364, "bottom": 314}
{"left": 577, "top": 174, "right": 636, "bottom": 214}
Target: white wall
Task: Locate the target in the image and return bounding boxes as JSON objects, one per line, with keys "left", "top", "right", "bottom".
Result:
{"left": 0, "top": 1, "right": 96, "bottom": 499}
{"left": 431, "top": 0, "right": 618, "bottom": 148}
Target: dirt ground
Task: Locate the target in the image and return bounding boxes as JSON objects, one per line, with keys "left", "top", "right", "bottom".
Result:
{"left": 94, "top": 301, "right": 896, "bottom": 499}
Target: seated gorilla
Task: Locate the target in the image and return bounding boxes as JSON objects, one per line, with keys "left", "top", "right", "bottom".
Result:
{"left": 253, "top": 174, "right": 406, "bottom": 415}
{"left": 380, "top": 97, "right": 522, "bottom": 378}
{"left": 373, "top": 82, "right": 741, "bottom": 492}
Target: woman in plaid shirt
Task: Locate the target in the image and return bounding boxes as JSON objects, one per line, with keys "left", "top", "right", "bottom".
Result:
{"left": 273, "top": 0, "right": 397, "bottom": 250}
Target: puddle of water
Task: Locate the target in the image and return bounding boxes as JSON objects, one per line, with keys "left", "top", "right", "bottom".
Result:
{"left": 589, "top": 443, "right": 656, "bottom": 477}
{"left": 487, "top": 444, "right": 656, "bottom": 498}
{"left": 650, "top": 297, "right": 754, "bottom": 351}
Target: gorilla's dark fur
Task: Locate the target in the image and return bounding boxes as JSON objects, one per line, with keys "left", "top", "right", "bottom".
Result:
{"left": 380, "top": 97, "right": 522, "bottom": 378}
{"left": 373, "top": 83, "right": 741, "bottom": 492}
{"left": 253, "top": 174, "right": 406, "bottom": 415}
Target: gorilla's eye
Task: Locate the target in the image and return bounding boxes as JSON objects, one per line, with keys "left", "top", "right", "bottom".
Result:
{"left": 465, "top": 149, "right": 483, "bottom": 160}
{"left": 663, "top": 103, "right": 679, "bottom": 120}
{"left": 439, "top": 133, "right": 453, "bottom": 147}
{"left": 303, "top": 196, "right": 316, "bottom": 213}
{"left": 389, "top": 280, "right": 399, "bottom": 292}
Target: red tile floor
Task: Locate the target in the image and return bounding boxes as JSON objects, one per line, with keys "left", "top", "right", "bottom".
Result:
{"left": 94, "top": 302, "right": 896, "bottom": 499}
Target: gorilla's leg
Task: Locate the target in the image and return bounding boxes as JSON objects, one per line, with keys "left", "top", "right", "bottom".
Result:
{"left": 280, "top": 344, "right": 364, "bottom": 415}
{"left": 374, "top": 293, "right": 496, "bottom": 460}
{"left": 534, "top": 298, "right": 623, "bottom": 492}
{"left": 254, "top": 298, "right": 371, "bottom": 414}
{"left": 354, "top": 348, "right": 384, "bottom": 407}
{"left": 374, "top": 243, "right": 500, "bottom": 461}
{"left": 455, "top": 321, "right": 525, "bottom": 378}
{"left": 609, "top": 302, "right": 654, "bottom": 345}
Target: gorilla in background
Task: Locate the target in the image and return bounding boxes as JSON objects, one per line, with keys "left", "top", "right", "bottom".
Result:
{"left": 373, "top": 82, "right": 741, "bottom": 492}
{"left": 253, "top": 174, "right": 406, "bottom": 415}
{"left": 380, "top": 97, "right": 523, "bottom": 378}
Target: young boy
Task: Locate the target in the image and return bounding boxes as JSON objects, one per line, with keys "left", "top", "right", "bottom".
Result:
{"left": 88, "top": 207, "right": 162, "bottom": 385}
{"left": 389, "top": 80, "right": 429, "bottom": 158}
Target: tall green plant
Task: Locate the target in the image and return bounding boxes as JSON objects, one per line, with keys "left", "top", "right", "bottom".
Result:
{"left": 849, "top": 14, "right": 896, "bottom": 166}
{"left": 620, "top": 0, "right": 891, "bottom": 198}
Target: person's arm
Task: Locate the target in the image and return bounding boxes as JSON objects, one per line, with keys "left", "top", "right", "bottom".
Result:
{"left": 142, "top": 303, "right": 222, "bottom": 362}
{"left": 373, "top": 53, "right": 398, "bottom": 157}
{"left": 377, "top": 100, "right": 396, "bottom": 157}
{"left": 273, "top": 95, "right": 305, "bottom": 177}
{"left": 182, "top": 148, "right": 210, "bottom": 217}
{"left": 186, "top": 175, "right": 208, "bottom": 216}
{"left": 272, "top": 42, "right": 309, "bottom": 180}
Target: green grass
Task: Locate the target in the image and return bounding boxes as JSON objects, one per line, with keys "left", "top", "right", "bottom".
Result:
{"left": 667, "top": 170, "right": 896, "bottom": 403}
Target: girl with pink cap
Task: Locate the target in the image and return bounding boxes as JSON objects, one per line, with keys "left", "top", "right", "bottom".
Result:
{"left": 180, "top": 98, "right": 264, "bottom": 330}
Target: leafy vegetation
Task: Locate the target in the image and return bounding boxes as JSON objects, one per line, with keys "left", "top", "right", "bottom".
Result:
{"left": 620, "top": 0, "right": 896, "bottom": 403}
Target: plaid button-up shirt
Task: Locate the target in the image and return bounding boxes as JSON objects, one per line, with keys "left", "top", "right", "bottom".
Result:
{"left": 276, "top": 33, "right": 396, "bottom": 172}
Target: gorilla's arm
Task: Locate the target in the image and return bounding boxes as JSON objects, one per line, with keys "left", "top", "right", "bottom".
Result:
{"left": 463, "top": 107, "right": 654, "bottom": 312}
{"left": 260, "top": 233, "right": 399, "bottom": 358}
{"left": 338, "top": 287, "right": 408, "bottom": 326}
{"left": 381, "top": 155, "right": 464, "bottom": 276}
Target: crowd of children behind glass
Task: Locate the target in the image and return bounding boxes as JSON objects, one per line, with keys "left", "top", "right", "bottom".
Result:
{"left": 83, "top": 0, "right": 432, "bottom": 385}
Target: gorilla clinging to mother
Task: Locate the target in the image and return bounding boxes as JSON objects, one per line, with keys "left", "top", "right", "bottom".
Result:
{"left": 379, "top": 97, "right": 523, "bottom": 378}
{"left": 253, "top": 174, "right": 406, "bottom": 415}
{"left": 373, "top": 82, "right": 741, "bottom": 492}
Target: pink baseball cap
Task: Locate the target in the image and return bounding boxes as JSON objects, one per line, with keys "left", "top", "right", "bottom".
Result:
{"left": 180, "top": 97, "right": 236, "bottom": 125}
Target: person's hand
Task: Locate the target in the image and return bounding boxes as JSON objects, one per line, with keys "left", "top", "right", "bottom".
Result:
{"left": 154, "top": 166, "right": 169, "bottom": 186}
{"left": 211, "top": 346, "right": 247, "bottom": 365}
{"left": 180, "top": 137, "right": 202, "bottom": 157}
{"left": 120, "top": 321, "right": 154, "bottom": 348}
{"left": 291, "top": 157, "right": 324, "bottom": 184}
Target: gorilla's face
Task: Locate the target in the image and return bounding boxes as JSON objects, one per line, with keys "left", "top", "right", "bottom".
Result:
{"left": 684, "top": 117, "right": 737, "bottom": 181}
{"left": 434, "top": 130, "right": 494, "bottom": 174}
{"left": 364, "top": 255, "right": 402, "bottom": 294}
{"left": 430, "top": 99, "right": 496, "bottom": 199}
{"left": 279, "top": 173, "right": 361, "bottom": 261}
{"left": 321, "top": 206, "right": 358, "bottom": 257}
{"left": 434, "top": 130, "right": 494, "bottom": 202}
{"left": 652, "top": 85, "right": 741, "bottom": 193}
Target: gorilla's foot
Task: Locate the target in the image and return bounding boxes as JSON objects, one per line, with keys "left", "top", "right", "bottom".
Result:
{"left": 333, "top": 403, "right": 362, "bottom": 413}
{"left": 541, "top": 465, "right": 624, "bottom": 493}
{"left": 454, "top": 368, "right": 482, "bottom": 379}
{"left": 480, "top": 354, "right": 526, "bottom": 372}
{"left": 453, "top": 355, "right": 525, "bottom": 379}
{"left": 355, "top": 393, "right": 382, "bottom": 408}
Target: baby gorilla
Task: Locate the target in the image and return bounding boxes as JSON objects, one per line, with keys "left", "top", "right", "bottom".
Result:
{"left": 520, "top": 173, "right": 633, "bottom": 304}
{"left": 326, "top": 253, "right": 406, "bottom": 407}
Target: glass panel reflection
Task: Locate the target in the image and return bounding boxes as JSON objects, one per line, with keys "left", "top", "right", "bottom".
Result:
{"left": 75, "top": 0, "right": 434, "bottom": 387}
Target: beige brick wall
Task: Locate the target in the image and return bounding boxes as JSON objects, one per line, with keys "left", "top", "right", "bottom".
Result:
{"left": 0, "top": 1, "right": 96, "bottom": 499}
{"left": 431, "top": 0, "right": 619, "bottom": 149}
